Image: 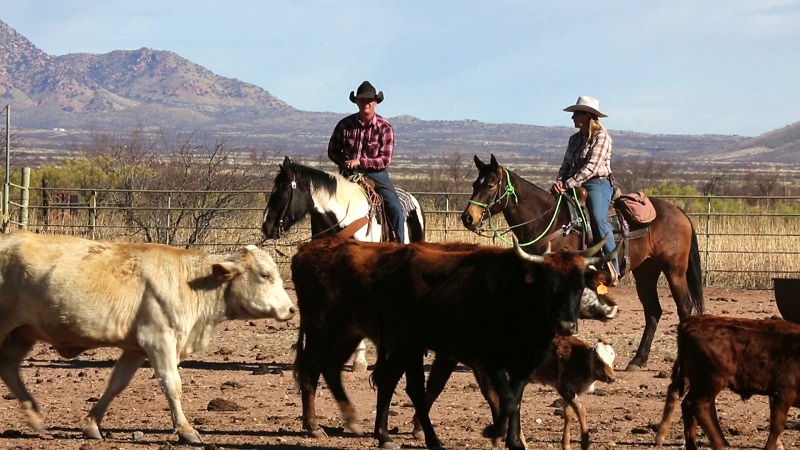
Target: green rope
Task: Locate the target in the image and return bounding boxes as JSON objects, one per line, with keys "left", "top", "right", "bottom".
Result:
{"left": 469, "top": 168, "right": 576, "bottom": 248}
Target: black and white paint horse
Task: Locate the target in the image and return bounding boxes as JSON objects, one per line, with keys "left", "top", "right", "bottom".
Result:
{"left": 261, "top": 156, "right": 426, "bottom": 371}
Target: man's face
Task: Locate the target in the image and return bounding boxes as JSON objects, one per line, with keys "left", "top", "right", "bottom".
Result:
{"left": 356, "top": 98, "right": 376, "bottom": 115}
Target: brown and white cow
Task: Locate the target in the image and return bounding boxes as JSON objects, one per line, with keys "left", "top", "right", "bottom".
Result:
{"left": 655, "top": 315, "right": 800, "bottom": 450}
{"left": 0, "top": 230, "right": 296, "bottom": 444}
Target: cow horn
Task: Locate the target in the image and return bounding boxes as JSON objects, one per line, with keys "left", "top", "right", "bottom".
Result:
{"left": 584, "top": 245, "right": 620, "bottom": 268}
{"left": 580, "top": 235, "right": 608, "bottom": 257}
{"left": 513, "top": 235, "right": 546, "bottom": 263}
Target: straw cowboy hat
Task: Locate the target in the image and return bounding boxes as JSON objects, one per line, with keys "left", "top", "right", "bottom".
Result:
{"left": 563, "top": 96, "right": 607, "bottom": 118}
{"left": 349, "top": 80, "right": 384, "bottom": 104}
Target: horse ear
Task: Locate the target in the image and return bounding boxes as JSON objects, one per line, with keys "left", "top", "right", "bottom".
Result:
{"left": 474, "top": 155, "right": 484, "bottom": 169}
{"left": 490, "top": 154, "right": 499, "bottom": 169}
{"left": 283, "top": 155, "right": 292, "bottom": 167}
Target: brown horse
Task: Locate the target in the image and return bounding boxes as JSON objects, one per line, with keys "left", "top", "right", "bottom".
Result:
{"left": 461, "top": 154, "right": 704, "bottom": 370}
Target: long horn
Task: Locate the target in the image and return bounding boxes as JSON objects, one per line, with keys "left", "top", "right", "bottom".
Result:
{"left": 585, "top": 245, "right": 620, "bottom": 268}
{"left": 580, "top": 235, "right": 609, "bottom": 257}
{"left": 513, "top": 235, "right": 546, "bottom": 263}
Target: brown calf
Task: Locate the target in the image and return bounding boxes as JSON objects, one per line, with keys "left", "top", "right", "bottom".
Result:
{"left": 655, "top": 315, "right": 800, "bottom": 450}
{"left": 531, "top": 336, "right": 616, "bottom": 450}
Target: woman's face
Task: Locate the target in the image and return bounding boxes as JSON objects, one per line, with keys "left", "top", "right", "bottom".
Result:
{"left": 571, "top": 111, "right": 590, "bottom": 130}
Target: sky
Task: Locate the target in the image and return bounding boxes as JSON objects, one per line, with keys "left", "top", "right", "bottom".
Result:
{"left": 4, "top": 1, "right": 800, "bottom": 137}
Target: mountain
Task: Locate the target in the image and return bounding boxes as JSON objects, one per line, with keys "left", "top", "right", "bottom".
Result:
{"left": 0, "top": 19, "right": 797, "bottom": 169}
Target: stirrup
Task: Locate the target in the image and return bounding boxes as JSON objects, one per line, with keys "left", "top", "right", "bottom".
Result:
{"left": 607, "top": 262, "right": 619, "bottom": 287}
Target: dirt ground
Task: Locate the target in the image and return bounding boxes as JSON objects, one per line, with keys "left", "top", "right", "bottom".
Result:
{"left": 1, "top": 285, "right": 798, "bottom": 450}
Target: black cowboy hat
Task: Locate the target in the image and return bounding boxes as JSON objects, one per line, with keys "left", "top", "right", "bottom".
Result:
{"left": 349, "top": 80, "right": 384, "bottom": 104}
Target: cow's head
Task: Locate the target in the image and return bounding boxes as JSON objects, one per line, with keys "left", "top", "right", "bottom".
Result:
{"left": 580, "top": 268, "right": 618, "bottom": 321}
{"left": 213, "top": 244, "right": 296, "bottom": 321}
{"left": 514, "top": 236, "right": 618, "bottom": 336}
{"left": 591, "top": 338, "right": 616, "bottom": 383}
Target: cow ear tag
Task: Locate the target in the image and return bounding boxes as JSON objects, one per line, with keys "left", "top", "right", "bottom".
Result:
{"left": 596, "top": 283, "right": 608, "bottom": 296}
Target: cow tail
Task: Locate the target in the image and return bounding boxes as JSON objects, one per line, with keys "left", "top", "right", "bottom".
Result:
{"left": 674, "top": 327, "right": 686, "bottom": 398}
{"left": 293, "top": 327, "right": 306, "bottom": 388}
{"left": 686, "top": 222, "right": 704, "bottom": 314}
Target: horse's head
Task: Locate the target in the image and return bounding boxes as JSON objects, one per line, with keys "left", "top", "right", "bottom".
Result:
{"left": 262, "top": 156, "right": 312, "bottom": 239}
{"left": 461, "top": 154, "right": 507, "bottom": 231}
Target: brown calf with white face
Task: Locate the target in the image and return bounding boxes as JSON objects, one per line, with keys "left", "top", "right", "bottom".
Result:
{"left": 530, "top": 336, "right": 615, "bottom": 450}
{"left": 655, "top": 315, "right": 800, "bottom": 450}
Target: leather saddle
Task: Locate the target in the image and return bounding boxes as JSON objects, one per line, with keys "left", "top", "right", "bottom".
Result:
{"left": 563, "top": 186, "right": 654, "bottom": 278}
{"left": 345, "top": 174, "right": 413, "bottom": 242}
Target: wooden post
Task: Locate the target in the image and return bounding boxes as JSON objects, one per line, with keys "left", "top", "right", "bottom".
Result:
{"left": 19, "top": 167, "right": 30, "bottom": 230}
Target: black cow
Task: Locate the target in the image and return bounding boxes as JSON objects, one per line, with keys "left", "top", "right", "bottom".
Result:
{"left": 369, "top": 237, "right": 616, "bottom": 450}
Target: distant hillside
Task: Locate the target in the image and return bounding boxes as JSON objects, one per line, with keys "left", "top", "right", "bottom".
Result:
{"left": 1, "top": 19, "right": 797, "bottom": 169}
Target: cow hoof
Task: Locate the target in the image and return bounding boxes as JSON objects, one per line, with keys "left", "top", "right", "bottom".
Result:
{"left": 412, "top": 428, "right": 425, "bottom": 441}
{"left": 604, "top": 305, "right": 619, "bottom": 320}
{"left": 308, "top": 428, "right": 329, "bottom": 439}
{"left": 177, "top": 429, "right": 203, "bottom": 445}
{"left": 380, "top": 441, "right": 400, "bottom": 449}
{"left": 27, "top": 418, "right": 47, "bottom": 434}
{"left": 82, "top": 425, "right": 102, "bottom": 440}
{"left": 23, "top": 409, "right": 47, "bottom": 433}
{"left": 344, "top": 420, "right": 364, "bottom": 435}
{"left": 352, "top": 359, "right": 368, "bottom": 373}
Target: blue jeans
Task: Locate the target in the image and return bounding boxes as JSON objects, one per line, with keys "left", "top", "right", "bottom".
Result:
{"left": 365, "top": 170, "right": 405, "bottom": 243}
{"left": 583, "top": 178, "right": 619, "bottom": 273}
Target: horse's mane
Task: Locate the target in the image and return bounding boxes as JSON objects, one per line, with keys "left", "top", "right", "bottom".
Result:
{"left": 292, "top": 163, "right": 366, "bottom": 205}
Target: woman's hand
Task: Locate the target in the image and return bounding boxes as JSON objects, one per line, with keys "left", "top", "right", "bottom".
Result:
{"left": 551, "top": 181, "right": 565, "bottom": 194}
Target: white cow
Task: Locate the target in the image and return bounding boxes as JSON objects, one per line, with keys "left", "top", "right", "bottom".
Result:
{"left": 0, "top": 230, "right": 296, "bottom": 444}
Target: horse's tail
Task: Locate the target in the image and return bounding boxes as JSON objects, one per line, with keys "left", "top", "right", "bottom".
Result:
{"left": 407, "top": 193, "right": 426, "bottom": 242}
{"left": 687, "top": 222, "right": 704, "bottom": 314}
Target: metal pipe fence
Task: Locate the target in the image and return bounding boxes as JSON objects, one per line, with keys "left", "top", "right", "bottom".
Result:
{"left": 4, "top": 182, "right": 799, "bottom": 289}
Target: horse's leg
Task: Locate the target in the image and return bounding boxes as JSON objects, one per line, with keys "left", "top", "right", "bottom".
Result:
{"left": 352, "top": 339, "right": 368, "bottom": 373}
{"left": 664, "top": 270, "right": 694, "bottom": 320}
{"left": 628, "top": 261, "right": 662, "bottom": 370}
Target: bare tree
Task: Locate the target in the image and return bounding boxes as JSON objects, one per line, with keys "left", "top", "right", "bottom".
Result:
{"left": 613, "top": 156, "right": 674, "bottom": 192}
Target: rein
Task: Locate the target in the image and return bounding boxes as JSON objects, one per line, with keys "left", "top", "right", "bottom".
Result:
{"left": 468, "top": 168, "right": 573, "bottom": 247}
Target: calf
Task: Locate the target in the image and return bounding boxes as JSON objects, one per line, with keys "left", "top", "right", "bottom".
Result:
{"left": 0, "top": 230, "right": 295, "bottom": 443}
{"left": 655, "top": 315, "right": 800, "bottom": 450}
{"left": 530, "top": 336, "right": 616, "bottom": 450}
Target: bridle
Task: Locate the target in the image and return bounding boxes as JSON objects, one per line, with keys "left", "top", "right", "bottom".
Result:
{"left": 266, "top": 171, "right": 356, "bottom": 241}
{"left": 467, "top": 166, "right": 567, "bottom": 247}
{"left": 265, "top": 174, "right": 297, "bottom": 239}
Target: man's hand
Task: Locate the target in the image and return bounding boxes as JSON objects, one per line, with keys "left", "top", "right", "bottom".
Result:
{"left": 345, "top": 159, "right": 360, "bottom": 170}
{"left": 551, "top": 181, "right": 565, "bottom": 194}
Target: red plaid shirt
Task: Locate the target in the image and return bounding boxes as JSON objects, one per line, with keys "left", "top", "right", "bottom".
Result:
{"left": 327, "top": 113, "right": 395, "bottom": 172}
{"left": 556, "top": 130, "right": 613, "bottom": 188}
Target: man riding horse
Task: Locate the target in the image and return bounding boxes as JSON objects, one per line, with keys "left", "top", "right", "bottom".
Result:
{"left": 327, "top": 80, "right": 405, "bottom": 243}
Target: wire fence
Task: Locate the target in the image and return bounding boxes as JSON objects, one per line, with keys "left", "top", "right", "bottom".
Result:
{"left": 4, "top": 184, "right": 799, "bottom": 289}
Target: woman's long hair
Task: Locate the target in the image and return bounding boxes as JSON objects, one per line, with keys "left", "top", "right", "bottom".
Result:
{"left": 588, "top": 116, "right": 607, "bottom": 138}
